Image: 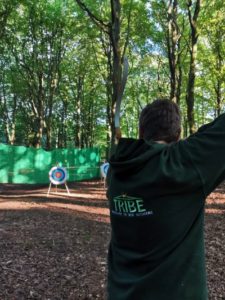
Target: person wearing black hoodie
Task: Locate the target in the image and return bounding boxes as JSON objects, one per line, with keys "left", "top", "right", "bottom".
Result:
{"left": 107, "top": 99, "right": 225, "bottom": 300}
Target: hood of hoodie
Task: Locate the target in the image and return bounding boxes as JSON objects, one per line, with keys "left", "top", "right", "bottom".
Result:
{"left": 109, "top": 138, "right": 167, "bottom": 175}
{"left": 108, "top": 137, "right": 202, "bottom": 196}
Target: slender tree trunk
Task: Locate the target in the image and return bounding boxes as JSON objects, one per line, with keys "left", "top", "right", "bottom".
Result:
{"left": 215, "top": 80, "right": 222, "bottom": 117}
{"left": 75, "top": 0, "right": 130, "bottom": 154}
{"left": 186, "top": 0, "right": 201, "bottom": 134}
{"left": 74, "top": 76, "right": 83, "bottom": 148}
{"left": 167, "top": 0, "right": 176, "bottom": 101}
{"left": 176, "top": 41, "right": 182, "bottom": 106}
{"left": 35, "top": 117, "right": 44, "bottom": 148}
{"left": 166, "top": 0, "right": 182, "bottom": 103}
{"left": 186, "top": 43, "right": 197, "bottom": 134}
{"left": 46, "top": 127, "right": 52, "bottom": 149}
{"left": 109, "top": 0, "right": 123, "bottom": 154}
{"left": 103, "top": 37, "right": 113, "bottom": 158}
{"left": 9, "top": 94, "right": 17, "bottom": 145}
{"left": 214, "top": 29, "right": 223, "bottom": 117}
{"left": 46, "top": 40, "right": 62, "bottom": 149}
{"left": 106, "top": 75, "right": 112, "bottom": 158}
{"left": 157, "top": 57, "right": 163, "bottom": 94}
{"left": 35, "top": 73, "right": 45, "bottom": 148}
{"left": 2, "top": 83, "right": 17, "bottom": 145}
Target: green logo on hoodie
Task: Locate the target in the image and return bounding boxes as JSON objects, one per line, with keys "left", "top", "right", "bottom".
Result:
{"left": 112, "top": 195, "right": 153, "bottom": 217}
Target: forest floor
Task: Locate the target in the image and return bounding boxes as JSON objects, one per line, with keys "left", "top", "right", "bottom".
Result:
{"left": 0, "top": 180, "right": 224, "bottom": 300}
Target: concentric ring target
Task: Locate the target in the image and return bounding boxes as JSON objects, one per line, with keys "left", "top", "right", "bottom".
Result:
{"left": 100, "top": 162, "right": 109, "bottom": 178}
{"left": 49, "top": 166, "right": 68, "bottom": 185}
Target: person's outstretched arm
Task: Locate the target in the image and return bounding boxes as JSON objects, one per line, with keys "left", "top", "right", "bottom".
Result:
{"left": 179, "top": 113, "right": 225, "bottom": 196}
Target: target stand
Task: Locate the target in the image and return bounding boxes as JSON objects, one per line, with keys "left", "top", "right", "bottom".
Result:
{"left": 47, "top": 166, "right": 70, "bottom": 197}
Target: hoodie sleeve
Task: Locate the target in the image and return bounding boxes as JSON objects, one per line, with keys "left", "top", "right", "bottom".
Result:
{"left": 179, "top": 113, "right": 225, "bottom": 196}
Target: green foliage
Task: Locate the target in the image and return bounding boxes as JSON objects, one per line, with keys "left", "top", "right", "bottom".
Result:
{"left": 0, "top": 0, "right": 224, "bottom": 152}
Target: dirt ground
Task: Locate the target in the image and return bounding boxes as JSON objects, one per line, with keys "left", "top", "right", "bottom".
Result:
{"left": 0, "top": 180, "right": 224, "bottom": 300}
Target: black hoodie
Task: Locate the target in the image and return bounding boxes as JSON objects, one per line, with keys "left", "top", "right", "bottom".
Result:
{"left": 107, "top": 113, "right": 225, "bottom": 300}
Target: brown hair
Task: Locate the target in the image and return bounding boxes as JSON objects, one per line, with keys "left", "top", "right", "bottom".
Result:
{"left": 139, "top": 99, "right": 181, "bottom": 143}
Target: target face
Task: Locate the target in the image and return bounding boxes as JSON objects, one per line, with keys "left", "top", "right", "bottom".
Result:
{"left": 49, "top": 166, "right": 67, "bottom": 185}
{"left": 100, "top": 163, "right": 109, "bottom": 178}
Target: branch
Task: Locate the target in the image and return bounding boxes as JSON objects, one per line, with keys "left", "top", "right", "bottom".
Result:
{"left": 75, "top": 0, "right": 110, "bottom": 34}
{"left": 193, "top": 0, "right": 201, "bottom": 22}
{"left": 187, "top": 0, "right": 201, "bottom": 31}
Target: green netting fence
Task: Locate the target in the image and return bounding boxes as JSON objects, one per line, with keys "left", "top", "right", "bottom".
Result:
{"left": 0, "top": 143, "right": 101, "bottom": 184}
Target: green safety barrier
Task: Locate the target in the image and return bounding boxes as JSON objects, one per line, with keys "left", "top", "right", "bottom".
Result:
{"left": 0, "top": 143, "right": 101, "bottom": 184}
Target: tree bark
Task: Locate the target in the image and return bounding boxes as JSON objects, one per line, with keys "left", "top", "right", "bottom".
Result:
{"left": 214, "top": 28, "right": 223, "bottom": 117}
{"left": 74, "top": 76, "right": 83, "bottom": 148}
{"left": 75, "top": 0, "right": 131, "bottom": 155}
{"left": 215, "top": 80, "right": 222, "bottom": 117}
{"left": 166, "top": 0, "right": 182, "bottom": 104}
{"left": 186, "top": 0, "right": 201, "bottom": 134}
{"left": 1, "top": 81, "right": 17, "bottom": 145}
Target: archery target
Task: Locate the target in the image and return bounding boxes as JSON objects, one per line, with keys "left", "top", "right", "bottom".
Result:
{"left": 49, "top": 166, "right": 68, "bottom": 185}
{"left": 100, "top": 162, "right": 109, "bottom": 179}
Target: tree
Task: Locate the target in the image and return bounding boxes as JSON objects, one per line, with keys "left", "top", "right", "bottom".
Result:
{"left": 75, "top": 0, "right": 133, "bottom": 154}
{"left": 185, "top": 0, "right": 201, "bottom": 134}
{"left": 198, "top": 0, "right": 225, "bottom": 117}
{"left": 165, "top": 0, "right": 183, "bottom": 104}
{"left": 6, "top": 1, "right": 71, "bottom": 148}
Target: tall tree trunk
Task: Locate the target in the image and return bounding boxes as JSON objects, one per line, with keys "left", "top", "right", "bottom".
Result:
{"left": 214, "top": 28, "right": 223, "bottom": 117}
{"left": 106, "top": 87, "right": 112, "bottom": 158}
{"left": 35, "top": 117, "right": 44, "bottom": 148}
{"left": 167, "top": 0, "right": 177, "bottom": 102}
{"left": 9, "top": 94, "right": 17, "bottom": 145}
{"left": 75, "top": 0, "right": 131, "bottom": 154}
{"left": 176, "top": 41, "right": 182, "bottom": 106}
{"left": 165, "top": 0, "right": 183, "bottom": 104}
{"left": 74, "top": 76, "right": 83, "bottom": 148}
{"left": 186, "top": 0, "right": 201, "bottom": 134}
{"left": 186, "top": 44, "right": 197, "bottom": 134}
{"left": 46, "top": 126, "right": 52, "bottom": 149}
{"left": 2, "top": 83, "right": 17, "bottom": 145}
{"left": 109, "top": 0, "right": 123, "bottom": 154}
{"left": 100, "top": 32, "right": 113, "bottom": 158}
{"left": 215, "top": 80, "right": 222, "bottom": 117}
{"left": 35, "top": 73, "right": 45, "bottom": 148}
{"left": 46, "top": 38, "right": 62, "bottom": 149}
